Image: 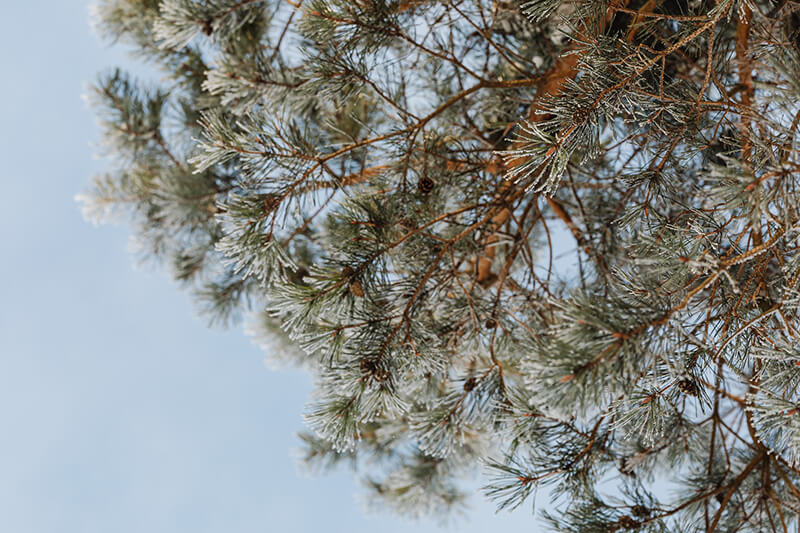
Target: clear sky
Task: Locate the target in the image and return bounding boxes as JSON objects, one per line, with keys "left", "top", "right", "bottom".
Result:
{"left": 0, "top": 3, "right": 540, "bottom": 532}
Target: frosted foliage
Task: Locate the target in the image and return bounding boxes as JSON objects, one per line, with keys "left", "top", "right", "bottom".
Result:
{"left": 83, "top": 0, "right": 800, "bottom": 529}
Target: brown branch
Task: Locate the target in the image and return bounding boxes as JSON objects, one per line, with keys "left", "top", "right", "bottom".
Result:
{"left": 735, "top": 4, "right": 755, "bottom": 167}
{"left": 474, "top": 2, "right": 634, "bottom": 283}
{"left": 708, "top": 452, "right": 767, "bottom": 533}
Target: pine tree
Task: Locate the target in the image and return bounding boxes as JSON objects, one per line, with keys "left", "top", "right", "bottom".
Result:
{"left": 80, "top": 0, "right": 800, "bottom": 529}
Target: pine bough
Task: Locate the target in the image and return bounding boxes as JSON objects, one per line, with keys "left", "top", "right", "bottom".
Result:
{"left": 81, "top": 0, "right": 800, "bottom": 530}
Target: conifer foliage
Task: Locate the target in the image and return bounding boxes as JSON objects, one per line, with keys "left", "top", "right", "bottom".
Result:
{"left": 82, "top": 0, "right": 800, "bottom": 529}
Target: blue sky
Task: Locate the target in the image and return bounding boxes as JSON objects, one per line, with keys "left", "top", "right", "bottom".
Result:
{"left": 0, "top": 3, "right": 540, "bottom": 532}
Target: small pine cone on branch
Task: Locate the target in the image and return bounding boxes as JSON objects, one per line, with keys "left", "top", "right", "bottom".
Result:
{"left": 417, "top": 176, "right": 434, "bottom": 194}
{"left": 571, "top": 106, "right": 591, "bottom": 126}
{"left": 616, "top": 515, "right": 641, "bottom": 530}
{"left": 677, "top": 378, "right": 698, "bottom": 396}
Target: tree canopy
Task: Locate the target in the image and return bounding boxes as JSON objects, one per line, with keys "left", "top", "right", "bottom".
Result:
{"left": 82, "top": 0, "right": 800, "bottom": 530}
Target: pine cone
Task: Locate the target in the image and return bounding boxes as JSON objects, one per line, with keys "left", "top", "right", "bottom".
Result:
{"left": 262, "top": 194, "right": 280, "bottom": 213}
{"left": 463, "top": 377, "right": 477, "bottom": 392}
{"left": 349, "top": 279, "right": 365, "bottom": 297}
{"left": 360, "top": 358, "right": 390, "bottom": 382}
{"left": 788, "top": 10, "right": 800, "bottom": 50}
{"left": 616, "top": 515, "right": 641, "bottom": 530}
{"left": 677, "top": 378, "right": 698, "bottom": 396}
{"left": 571, "top": 106, "right": 591, "bottom": 126}
{"left": 417, "top": 176, "right": 434, "bottom": 194}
